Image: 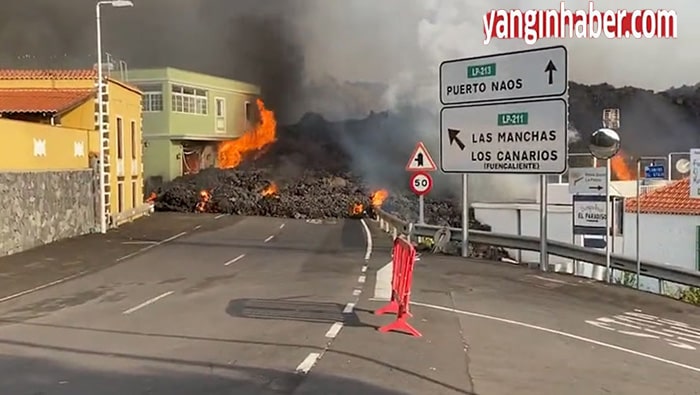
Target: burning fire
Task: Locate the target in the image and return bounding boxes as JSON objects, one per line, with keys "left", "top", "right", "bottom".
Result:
{"left": 611, "top": 150, "right": 635, "bottom": 181}
{"left": 217, "top": 98, "right": 277, "bottom": 169}
{"left": 351, "top": 202, "right": 364, "bottom": 216}
{"left": 261, "top": 182, "right": 278, "bottom": 197}
{"left": 146, "top": 192, "right": 156, "bottom": 203}
{"left": 371, "top": 189, "right": 389, "bottom": 208}
{"left": 195, "top": 190, "right": 211, "bottom": 212}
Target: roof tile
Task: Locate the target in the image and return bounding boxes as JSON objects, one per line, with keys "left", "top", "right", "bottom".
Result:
{"left": 0, "top": 69, "right": 96, "bottom": 80}
{"left": 0, "top": 88, "right": 94, "bottom": 113}
{"left": 624, "top": 178, "right": 700, "bottom": 215}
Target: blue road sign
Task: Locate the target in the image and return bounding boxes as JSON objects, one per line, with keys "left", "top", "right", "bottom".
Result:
{"left": 644, "top": 164, "right": 665, "bottom": 179}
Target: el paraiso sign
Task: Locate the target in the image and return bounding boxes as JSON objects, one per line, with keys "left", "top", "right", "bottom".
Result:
{"left": 574, "top": 200, "right": 607, "bottom": 228}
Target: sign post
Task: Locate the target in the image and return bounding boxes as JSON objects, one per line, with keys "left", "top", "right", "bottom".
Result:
{"left": 439, "top": 45, "right": 569, "bottom": 267}
{"left": 406, "top": 142, "right": 437, "bottom": 224}
{"left": 691, "top": 149, "right": 700, "bottom": 198}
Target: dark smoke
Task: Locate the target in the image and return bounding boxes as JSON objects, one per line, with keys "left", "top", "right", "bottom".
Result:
{"left": 0, "top": 0, "right": 306, "bottom": 123}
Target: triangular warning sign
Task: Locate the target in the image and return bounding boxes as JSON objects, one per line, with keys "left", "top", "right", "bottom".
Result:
{"left": 405, "top": 141, "right": 437, "bottom": 171}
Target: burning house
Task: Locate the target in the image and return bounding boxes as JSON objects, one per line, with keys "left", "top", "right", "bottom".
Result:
{"left": 126, "top": 67, "right": 262, "bottom": 194}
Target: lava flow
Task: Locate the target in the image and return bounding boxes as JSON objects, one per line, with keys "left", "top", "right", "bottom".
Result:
{"left": 351, "top": 202, "right": 364, "bottom": 216}
{"left": 260, "top": 182, "right": 278, "bottom": 197}
{"left": 371, "top": 189, "right": 389, "bottom": 208}
{"left": 217, "top": 98, "right": 277, "bottom": 169}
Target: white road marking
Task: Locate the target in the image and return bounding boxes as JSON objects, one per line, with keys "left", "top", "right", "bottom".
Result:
{"left": 193, "top": 225, "right": 202, "bottom": 230}
{"left": 116, "top": 231, "right": 187, "bottom": 262}
{"left": 342, "top": 302, "right": 355, "bottom": 314}
{"left": 412, "top": 301, "right": 700, "bottom": 373}
{"left": 373, "top": 261, "right": 393, "bottom": 301}
{"left": 360, "top": 218, "right": 372, "bottom": 260}
{"left": 264, "top": 235, "right": 274, "bottom": 243}
{"left": 121, "top": 241, "right": 157, "bottom": 245}
{"left": 0, "top": 271, "right": 88, "bottom": 303}
{"left": 279, "top": 223, "right": 285, "bottom": 229}
{"left": 531, "top": 275, "right": 573, "bottom": 285}
{"left": 352, "top": 289, "right": 362, "bottom": 296}
{"left": 357, "top": 275, "right": 366, "bottom": 283}
{"left": 122, "top": 291, "right": 174, "bottom": 314}
{"left": 224, "top": 254, "right": 246, "bottom": 266}
{"left": 214, "top": 214, "right": 226, "bottom": 219}
{"left": 295, "top": 352, "right": 320, "bottom": 374}
{"left": 361, "top": 265, "right": 367, "bottom": 273}
{"left": 325, "top": 322, "right": 344, "bottom": 338}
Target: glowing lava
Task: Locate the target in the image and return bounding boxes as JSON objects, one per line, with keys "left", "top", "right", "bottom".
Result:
{"left": 261, "top": 182, "right": 278, "bottom": 197}
{"left": 195, "top": 190, "right": 211, "bottom": 212}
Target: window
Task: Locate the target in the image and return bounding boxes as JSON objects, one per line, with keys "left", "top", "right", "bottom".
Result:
{"left": 132, "top": 181, "right": 137, "bottom": 209}
{"left": 118, "top": 182, "right": 124, "bottom": 213}
{"left": 216, "top": 98, "right": 225, "bottom": 117}
{"left": 138, "top": 85, "right": 163, "bottom": 112}
{"left": 171, "top": 84, "right": 208, "bottom": 114}
{"left": 116, "top": 117, "right": 124, "bottom": 159}
{"left": 143, "top": 93, "right": 163, "bottom": 112}
{"left": 244, "top": 101, "right": 252, "bottom": 121}
{"left": 130, "top": 120, "right": 137, "bottom": 159}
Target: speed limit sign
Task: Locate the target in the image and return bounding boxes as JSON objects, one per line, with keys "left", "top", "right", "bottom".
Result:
{"left": 409, "top": 171, "right": 433, "bottom": 196}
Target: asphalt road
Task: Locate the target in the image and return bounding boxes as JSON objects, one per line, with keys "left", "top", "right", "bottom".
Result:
{"left": 1, "top": 214, "right": 700, "bottom": 394}
{"left": 0, "top": 214, "right": 384, "bottom": 394}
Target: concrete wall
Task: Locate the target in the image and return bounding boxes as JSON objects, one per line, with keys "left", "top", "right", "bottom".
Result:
{"left": 0, "top": 118, "right": 94, "bottom": 170}
{"left": 0, "top": 169, "right": 95, "bottom": 257}
{"left": 143, "top": 138, "right": 182, "bottom": 192}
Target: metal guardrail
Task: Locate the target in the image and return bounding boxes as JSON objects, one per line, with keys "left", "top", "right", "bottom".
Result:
{"left": 375, "top": 209, "right": 700, "bottom": 288}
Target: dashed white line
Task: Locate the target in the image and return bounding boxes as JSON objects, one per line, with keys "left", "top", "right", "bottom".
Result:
{"left": 361, "top": 265, "right": 367, "bottom": 273}
{"left": 359, "top": 219, "right": 372, "bottom": 260}
{"left": 193, "top": 225, "right": 202, "bottom": 230}
{"left": 264, "top": 235, "right": 274, "bottom": 243}
{"left": 342, "top": 302, "right": 355, "bottom": 314}
{"left": 357, "top": 275, "right": 366, "bottom": 283}
{"left": 116, "top": 231, "right": 187, "bottom": 262}
{"left": 352, "top": 289, "right": 362, "bottom": 296}
{"left": 122, "top": 291, "right": 174, "bottom": 314}
{"left": 0, "top": 271, "right": 89, "bottom": 303}
{"left": 224, "top": 254, "right": 246, "bottom": 266}
{"left": 325, "top": 322, "right": 344, "bottom": 338}
{"left": 279, "top": 223, "right": 286, "bottom": 229}
{"left": 214, "top": 214, "right": 226, "bottom": 219}
{"left": 295, "top": 352, "right": 321, "bottom": 374}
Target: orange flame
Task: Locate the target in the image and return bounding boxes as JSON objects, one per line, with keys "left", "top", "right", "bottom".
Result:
{"left": 217, "top": 98, "right": 277, "bottom": 169}
{"left": 261, "top": 182, "right": 278, "bottom": 197}
{"left": 195, "top": 190, "right": 211, "bottom": 212}
{"left": 145, "top": 192, "right": 157, "bottom": 203}
{"left": 611, "top": 150, "right": 635, "bottom": 181}
{"left": 351, "top": 202, "right": 364, "bottom": 216}
{"left": 371, "top": 189, "right": 389, "bottom": 207}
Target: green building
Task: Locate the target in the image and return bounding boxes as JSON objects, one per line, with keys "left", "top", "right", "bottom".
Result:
{"left": 126, "top": 67, "right": 261, "bottom": 189}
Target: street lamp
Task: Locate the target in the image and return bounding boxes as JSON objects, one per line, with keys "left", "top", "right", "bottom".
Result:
{"left": 588, "top": 128, "right": 621, "bottom": 283}
{"left": 96, "top": 0, "right": 133, "bottom": 234}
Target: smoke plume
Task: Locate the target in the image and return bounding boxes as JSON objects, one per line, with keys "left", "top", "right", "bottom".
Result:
{"left": 0, "top": 0, "right": 695, "bottom": 202}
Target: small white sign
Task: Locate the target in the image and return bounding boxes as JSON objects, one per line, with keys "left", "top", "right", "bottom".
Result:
{"left": 440, "top": 99, "right": 567, "bottom": 174}
{"left": 405, "top": 141, "right": 437, "bottom": 172}
{"left": 33, "top": 138, "right": 46, "bottom": 157}
{"left": 440, "top": 46, "right": 567, "bottom": 105}
{"left": 573, "top": 200, "right": 607, "bottom": 229}
{"left": 691, "top": 148, "right": 700, "bottom": 198}
{"left": 569, "top": 167, "right": 607, "bottom": 195}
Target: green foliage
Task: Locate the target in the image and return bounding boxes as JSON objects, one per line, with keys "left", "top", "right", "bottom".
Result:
{"left": 676, "top": 287, "right": 700, "bottom": 305}
{"left": 615, "top": 272, "right": 638, "bottom": 288}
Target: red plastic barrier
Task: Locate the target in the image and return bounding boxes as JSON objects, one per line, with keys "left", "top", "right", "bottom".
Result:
{"left": 374, "top": 236, "right": 422, "bottom": 337}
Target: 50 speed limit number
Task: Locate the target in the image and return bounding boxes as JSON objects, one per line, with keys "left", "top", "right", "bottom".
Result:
{"left": 409, "top": 171, "right": 433, "bottom": 196}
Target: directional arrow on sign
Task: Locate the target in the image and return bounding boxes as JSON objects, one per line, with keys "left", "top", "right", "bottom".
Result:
{"left": 588, "top": 185, "right": 603, "bottom": 191}
{"left": 448, "top": 129, "right": 465, "bottom": 151}
{"left": 545, "top": 60, "right": 557, "bottom": 85}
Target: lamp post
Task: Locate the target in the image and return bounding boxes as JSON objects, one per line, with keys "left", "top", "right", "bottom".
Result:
{"left": 588, "top": 128, "right": 621, "bottom": 283}
{"left": 96, "top": 0, "right": 133, "bottom": 234}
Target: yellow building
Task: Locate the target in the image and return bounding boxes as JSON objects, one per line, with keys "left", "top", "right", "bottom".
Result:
{"left": 0, "top": 69, "right": 145, "bottom": 226}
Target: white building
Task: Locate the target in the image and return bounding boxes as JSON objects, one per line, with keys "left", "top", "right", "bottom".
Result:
{"left": 472, "top": 178, "right": 700, "bottom": 290}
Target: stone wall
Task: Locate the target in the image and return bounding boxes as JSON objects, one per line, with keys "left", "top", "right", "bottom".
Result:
{"left": 0, "top": 170, "right": 96, "bottom": 256}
